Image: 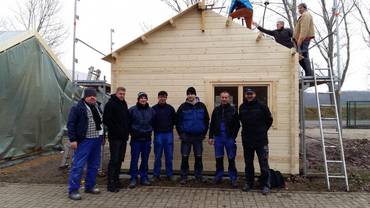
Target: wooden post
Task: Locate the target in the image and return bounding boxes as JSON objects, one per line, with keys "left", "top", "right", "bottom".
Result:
{"left": 199, "top": 0, "right": 206, "bottom": 32}
{"left": 140, "top": 36, "right": 148, "bottom": 44}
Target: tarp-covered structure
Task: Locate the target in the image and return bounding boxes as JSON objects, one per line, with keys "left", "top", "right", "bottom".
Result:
{"left": 0, "top": 31, "right": 81, "bottom": 160}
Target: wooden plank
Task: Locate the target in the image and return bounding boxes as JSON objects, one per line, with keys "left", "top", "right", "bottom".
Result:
{"left": 117, "top": 59, "right": 291, "bottom": 68}
{"left": 120, "top": 53, "right": 291, "bottom": 62}
{"left": 122, "top": 47, "right": 289, "bottom": 56}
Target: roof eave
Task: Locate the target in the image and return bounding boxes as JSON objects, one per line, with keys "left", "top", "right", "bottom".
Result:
{"left": 102, "top": 3, "right": 200, "bottom": 63}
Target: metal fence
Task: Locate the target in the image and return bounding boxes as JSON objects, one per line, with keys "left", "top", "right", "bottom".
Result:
{"left": 346, "top": 101, "right": 370, "bottom": 128}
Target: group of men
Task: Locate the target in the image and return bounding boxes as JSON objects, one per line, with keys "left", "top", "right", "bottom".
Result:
{"left": 228, "top": 1, "right": 315, "bottom": 76}
{"left": 67, "top": 86, "right": 273, "bottom": 200}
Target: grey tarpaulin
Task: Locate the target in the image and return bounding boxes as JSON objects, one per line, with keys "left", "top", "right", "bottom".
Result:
{"left": 0, "top": 32, "right": 86, "bottom": 160}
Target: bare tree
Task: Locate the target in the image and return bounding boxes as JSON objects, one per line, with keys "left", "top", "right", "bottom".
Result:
{"left": 256, "top": 0, "right": 356, "bottom": 90}
{"left": 161, "top": 0, "right": 228, "bottom": 14}
{"left": 353, "top": 1, "right": 370, "bottom": 47}
{"left": 3, "top": 0, "right": 67, "bottom": 55}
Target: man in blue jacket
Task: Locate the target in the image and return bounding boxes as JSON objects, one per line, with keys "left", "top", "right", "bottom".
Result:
{"left": 67, "top": 87, "right": 103, "bottom": 200}
{"left": 227, "top": 0, "right": 253, "bottom": 29}
{"left": 128, "top": 92, "right": 156, "bottom": 188}
{"left": 176, "top": 87, "right": 209, "bottom": 185}
{"left": 208, "top": 91, "right": 240, "bottom": 188}
{"left": 152, "top": 91, "right": 176, "bottom": 182}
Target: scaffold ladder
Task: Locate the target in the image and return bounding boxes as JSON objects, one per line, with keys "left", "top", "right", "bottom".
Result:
{"left": 313, "top": 66, "right": 349, "bottom": 191}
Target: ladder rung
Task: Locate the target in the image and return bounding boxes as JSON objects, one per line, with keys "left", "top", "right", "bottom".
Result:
{"left": 321, "top": 117, "right": 337, "bottom": 120}
{"left": 320, "top": 104, "right": 335, "bottom": 107}
{"left": 328, "top": 175, "right": 346, "bottom": 179}
{"left": 326, "top": 160, "right": 343, "bottom": 163}
{"left": 315, "top": 68, "right": 330, "bottom": 71}
{"left": 319, "top": 92, "right": 334, "bottom": 94}
{"left": 323, "top": 131, "right": 339, "bottom": 134}
{"left": 324, "top": 145, "right": 337, "bottom": 148}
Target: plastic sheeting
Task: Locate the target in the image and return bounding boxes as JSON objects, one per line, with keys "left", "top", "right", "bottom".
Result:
{"left": 0, "top": 36, "right": 81, "bottom": 160}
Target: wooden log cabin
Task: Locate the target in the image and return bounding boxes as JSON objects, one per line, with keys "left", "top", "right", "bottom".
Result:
{"left": 103, "top": 3, "right": 299, "bottom": 174}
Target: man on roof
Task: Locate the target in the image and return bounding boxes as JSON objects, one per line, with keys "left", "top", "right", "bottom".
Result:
{"left": 227, "top": 0, "right": 254, "bottom": 29}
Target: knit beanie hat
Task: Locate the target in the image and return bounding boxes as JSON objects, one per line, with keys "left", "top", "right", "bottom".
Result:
{"left": 84, "top": 87, "right": 97, "bottom": 98}
{"left": 137, "top": 92, "right": 148, "bottom": 100}
{"left": 186, "top": 87, "right": 196, "bottom": 95}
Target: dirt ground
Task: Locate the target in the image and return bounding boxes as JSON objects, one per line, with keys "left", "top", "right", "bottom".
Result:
{"left": 0, "top": 138, "right": 369, "bottom": 192}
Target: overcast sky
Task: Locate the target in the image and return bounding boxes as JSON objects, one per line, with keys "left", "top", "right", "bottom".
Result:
{"left": 1, "top": 0, "right": 369, "bottom": 91}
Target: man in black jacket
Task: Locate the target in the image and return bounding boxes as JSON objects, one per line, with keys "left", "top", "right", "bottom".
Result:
{"left": 128, "top": 92, "right": 155, "bottom": 188}
{"left": 208, "top": 91, "right": 240, "bottom": 188}
{"left": 239, "top": 88, "right": 273, "bottom": 195}
{"left": 103, "top": 87, "right": 130, "bottom": 192}
{"left": 176, "top": 87, "right": 209, "bottom": 184}
{"left": 152, "top": 91, "right": 176, "bottom": 181}
{"left": 253, "top": 21, "right": 294, "bottom": 48}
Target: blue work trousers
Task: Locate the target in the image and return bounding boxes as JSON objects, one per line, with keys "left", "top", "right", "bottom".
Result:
{"left": 153, "top": 132, "right": 174, "bottom": 177}
{"left": 129, "top": 140, "right": 151, "bottom": 182}
{"left": 68, "top": 137, "right": 102, "bottom": 193}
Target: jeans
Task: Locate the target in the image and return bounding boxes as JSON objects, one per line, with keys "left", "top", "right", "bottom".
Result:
{"left": 68, "top": 137, "right": 102, "bottom": 193}
{"left": 180, "top": 140, "right": 203, "bottom": 179}
{"left": 299, "top": 39, "right": 313, "bottom": 76}
{"left": 242, "top": 143, "right": 270, "bottom": 188}
{"left": 129, "top": 140, "right": 151, "bottom": 182}
{"left": 153, "top": 132, "right": 174, "bottom": 177}
{"left": 107, "top": 139, "right": 127, "bottom": 187}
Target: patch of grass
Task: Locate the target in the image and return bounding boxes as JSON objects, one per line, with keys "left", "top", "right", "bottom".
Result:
{"left": 304, "top": 107, "right": 370, "bottom": 120}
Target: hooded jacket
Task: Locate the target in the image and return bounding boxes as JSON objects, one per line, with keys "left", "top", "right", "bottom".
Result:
{"left": 129, "top": 103, "right": 156, "bottom": 141}
{"left": 239, "top": 99, "right": 273, "bottom": 147}
{"left": 176, "top": 97, "right": 209, "bottom": 140}
{"left": 228, "top": 0, "right": 253, "bottom": 14}
{"left": 103, "top": 94, "right": 130, "bottom": 141}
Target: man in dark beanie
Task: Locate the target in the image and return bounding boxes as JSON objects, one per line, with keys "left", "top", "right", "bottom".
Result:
{"left": 103, "top": 87, "right": 130, "bottom": 192}
{"left": 176, "top": 87, "right": 209, "bottom": 184}
{"left": 128, "top": 92, "right": 155, "bottom": 188}
{"left": 67, "top": 87, "right": 103, "bottom": 200}
{"left": 239, "top": 88, "right": 273, "bottom": 195}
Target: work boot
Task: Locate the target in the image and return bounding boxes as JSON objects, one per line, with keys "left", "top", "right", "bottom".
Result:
{"left": 141, "top": 179, "right": 151, "bottom": 186}
{"left": 180, "top": 177, "right": 187, "bottom": 185}
{"left": 116, "top": 181, "right": 124, "bottom": 189}
{"left": 107, "top": 186, "right": 119, "bottom": 193}
{"left": 212, "top": 177, "right": 222, "bottom": 185}
{"left": 68, "top": 191, "right": 81, "bottom": 200}
{"left": 152, "top": 176, "right": 161, "bottom": 183}
{"left": 261, "top": 186, "right": 270, "bottom": 195}
{"left": 167, "top": 175, "right": 176, "bottom": 182}
{"left": 195, "top": 176, "right": 207, "bottom": 184}
{"left": 242, "top": 184, "right": 253, "bottom": 192}
{"left": 129, "top": 179, "right": 137, "bottom": 189}
{"left": 231, "top": 180, "right": 238, "bottom": 188}
{"left": 84, "top": 187, "right": 101, "bottom": 194}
